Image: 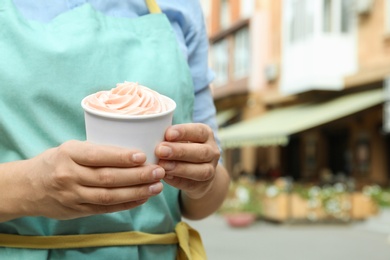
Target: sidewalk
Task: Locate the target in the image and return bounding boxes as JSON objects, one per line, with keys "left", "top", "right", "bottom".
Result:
{"left": 186, "top": 211, "right": 390, "bottom": 260}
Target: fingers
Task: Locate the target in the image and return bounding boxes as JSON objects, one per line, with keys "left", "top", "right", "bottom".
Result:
{"left": 164, "top": 123, "right": 214, "bottom": 143}
{"left": 77, "top": 182, "right": 163, "bottom": 205}
{"left": 156, "top": 141, "right": 219, "bottom": 163}
{"left": 161, "top": 165, "right": 214, "bottom": 200}
{"left": 79, "top": 165, "right": 165, "bottom": 188}
{"left": 28, "top": 140, "right": 168, "bottom": 220}
{"left": 159, "top": 160, "right": 214, "bottom": 182}
{"left": 154, "top": 123, "right": 221, "bottom": 202}
{"left": 158, "top": 124, "right": 220, "bottom": 164}
{"left": 61, "top": 140, "right": 147, "bottom": 167}
{"left": 48, "top": 178, "right": 164, "bottom": 218}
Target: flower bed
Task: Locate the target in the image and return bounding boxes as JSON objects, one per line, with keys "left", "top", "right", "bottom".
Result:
{"left": 261, "top": 182, "right": 378, "bottom": 223}
{"left": 219, "top": 177, "right": 384, "bottom": 224}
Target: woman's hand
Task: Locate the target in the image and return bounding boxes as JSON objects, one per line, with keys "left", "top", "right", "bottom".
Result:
{"left": 0, "top": 140, "right": 165, "bottom": 221}
{"left": 156, "top": 123, "right": 219, "bottom": 199}
{"left": 156, "top": 123, "right": 230, "bottom": 219}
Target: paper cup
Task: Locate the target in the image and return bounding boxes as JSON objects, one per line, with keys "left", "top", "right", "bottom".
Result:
{"left": 81, "top": 95, "right": 176, "bottom": 164}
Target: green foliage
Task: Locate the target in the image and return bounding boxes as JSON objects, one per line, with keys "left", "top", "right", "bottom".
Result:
{"left": 363, "top": 185, "right": 390, "bottom": 208}
{"left": 218, "top": 177, "right": 390, "bottom": 222}
{"left": 218, "top": 177, "right": 262, "bottom": 216}
{"left": 293, "top": 183, "right": 351, "bottom": 220}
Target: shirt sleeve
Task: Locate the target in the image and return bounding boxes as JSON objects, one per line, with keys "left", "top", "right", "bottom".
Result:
{"left": 159, "top": 0, "right": 215, "bottom": 93}
{"left": 159, "top": 1, "right": 222, "bottom": 161}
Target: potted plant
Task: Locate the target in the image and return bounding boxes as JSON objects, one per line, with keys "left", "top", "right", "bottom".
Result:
{"left": 218, "top": 177, "right": 262, "bottom": 228}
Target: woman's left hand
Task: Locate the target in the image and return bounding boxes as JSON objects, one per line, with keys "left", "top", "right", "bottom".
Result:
{"left": 155, "top": 123, "right": 220, "bottom": 200}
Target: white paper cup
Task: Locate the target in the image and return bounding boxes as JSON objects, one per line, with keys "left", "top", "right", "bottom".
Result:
{"left": 81, "top": 95, "right": 176, "bottom": 164}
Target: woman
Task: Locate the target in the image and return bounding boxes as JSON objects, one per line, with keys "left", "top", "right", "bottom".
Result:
{"left": 0, "top": 0, "right": 230, "bottom": 259}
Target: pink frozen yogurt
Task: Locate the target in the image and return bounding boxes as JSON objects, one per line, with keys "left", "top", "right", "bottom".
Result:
{"left": 83, "top": 82, "right": 170, "bottom": 115}
{"left": 81, "top": 82, "right": 176, "bottom": 163}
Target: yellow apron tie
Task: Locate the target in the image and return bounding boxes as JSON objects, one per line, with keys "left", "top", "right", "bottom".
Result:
{"left": 175, "top": 222, "right": 207, "bottom": 260}
{"left": 0, "top": 222, "right": 206, "bottom": 260}
{"left": 145, "top": 0, "right": 162, "bottom": 14}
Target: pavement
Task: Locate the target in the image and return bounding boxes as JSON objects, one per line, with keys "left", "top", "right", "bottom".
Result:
{"left": 185, "top": 210, "right": 390, "bottom": 260}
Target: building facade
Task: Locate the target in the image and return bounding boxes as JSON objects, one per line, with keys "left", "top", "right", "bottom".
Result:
{"left": 203, "top": 0, "right": 390, "bottom": 186}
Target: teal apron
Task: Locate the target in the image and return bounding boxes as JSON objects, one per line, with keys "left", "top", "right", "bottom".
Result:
{"left": 0, "top": 0, "right": 196, "bottom": 259}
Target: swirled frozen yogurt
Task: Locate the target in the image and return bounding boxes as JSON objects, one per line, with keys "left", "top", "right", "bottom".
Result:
{"left": 83, "top": 81, "right": 171, "bottom": 115}
{"left": 81, "top": 82, "right": 176, "bottom": 163}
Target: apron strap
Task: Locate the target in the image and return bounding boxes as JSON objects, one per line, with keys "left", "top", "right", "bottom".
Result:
{"left": 0, "top": 222, "right": 206, "bottom": 260}
{"left": 145, "top": 0, "right": 162, "bottom": 14}
{"left": 175, "top": 222, "right": 207, "bottom": 260}
{"left": 0, "top": 231, "right": 178, "bottom": 249}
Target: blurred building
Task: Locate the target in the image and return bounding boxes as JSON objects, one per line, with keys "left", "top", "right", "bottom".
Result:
{"left": 202, "top": 0, "right": 390, "bottom": 186}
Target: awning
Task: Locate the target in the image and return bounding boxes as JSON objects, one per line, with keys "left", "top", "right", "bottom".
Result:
{"left": 216, "top": 108, "right": 238, "bottom": 127}
{"left": 218, "top": 88, "right": 385, "bottom": 148}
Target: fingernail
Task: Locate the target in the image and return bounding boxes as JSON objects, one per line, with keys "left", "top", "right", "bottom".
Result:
{"left": 165, "top": 174, "right": 174, "bottom": 180}
{"left": 158, "top": 146, "right": 172, "bottom": 157}
{"left": 170, "top": 130, "right": 180, "bottom": 140}
{"left": 149, "top": 182, "right": 163, "bottom": 194}
{"left": 153, "top": 168, "right": 165, "bottom": 179}
{"left": 163, "top": 161, "right": 176, "bottom": 171}
{"left": 132, "top": 153, "right": 145, "bottom": 163}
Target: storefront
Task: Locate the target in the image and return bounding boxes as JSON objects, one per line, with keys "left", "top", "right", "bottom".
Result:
{"left": 218, "top": 88, "right": 389, "bottom": 185}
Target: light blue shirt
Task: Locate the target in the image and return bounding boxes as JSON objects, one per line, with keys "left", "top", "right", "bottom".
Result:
{"left": 12, "top": 0, "right": 220, "bottom": 151}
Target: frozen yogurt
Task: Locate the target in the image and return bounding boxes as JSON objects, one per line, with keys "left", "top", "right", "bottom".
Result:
{"left": 81, "top": 82, "right": 176, "bottom": 163}
{"left": 83, "top": 81, "right": 170, "bottom": 115}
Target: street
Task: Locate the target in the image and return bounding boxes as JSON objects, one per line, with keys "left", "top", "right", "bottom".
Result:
{"left": 186, "top": 210, "right": 390, "bottom": 260}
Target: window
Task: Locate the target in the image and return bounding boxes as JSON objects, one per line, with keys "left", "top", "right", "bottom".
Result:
{"left": 282, "top": 0, "right": 357, "bottom": 94}
{"left": 354, "top": 135, "right": 371, "bottom": 176}
{"left": 323, "top": 0, "right": 353, "bottom": 34}
{"left": 240, "top": 0, "right": 255, "bottom": 19}
{"left": 341, "top": 0, "right": 352, "bottom": 33}
{"left": 290, "top": 0, "right": 313, "bottom": 43}
{"left": 386, "top": 0, "right": 390, "bottom": 34}
{"left": 211, "top": 39, "right": 229, "bottom": 86}
{"left": 288, "top": 0, "right": 353, "bottom": 41}
{"left": 323, "top": 0, "right": 332, "bottom": 33}
{"left": 220, "top": 0, "right": 231, "bottom": 30}
{"left": 304, "top": 135, "right": 318, "bottom": 175}
{"left": 234, "top": 27, "right": 250, "bottom": 79}
{"left": 384, "top": 78, "right": 390, "bottom": 133}
{"left": 384, "top": 102, "right": 390, "bottom": 133}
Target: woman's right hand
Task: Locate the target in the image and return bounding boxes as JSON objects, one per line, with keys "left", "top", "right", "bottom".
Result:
{"left": 0, "top": 140, "right": 165, "bottom": 221}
